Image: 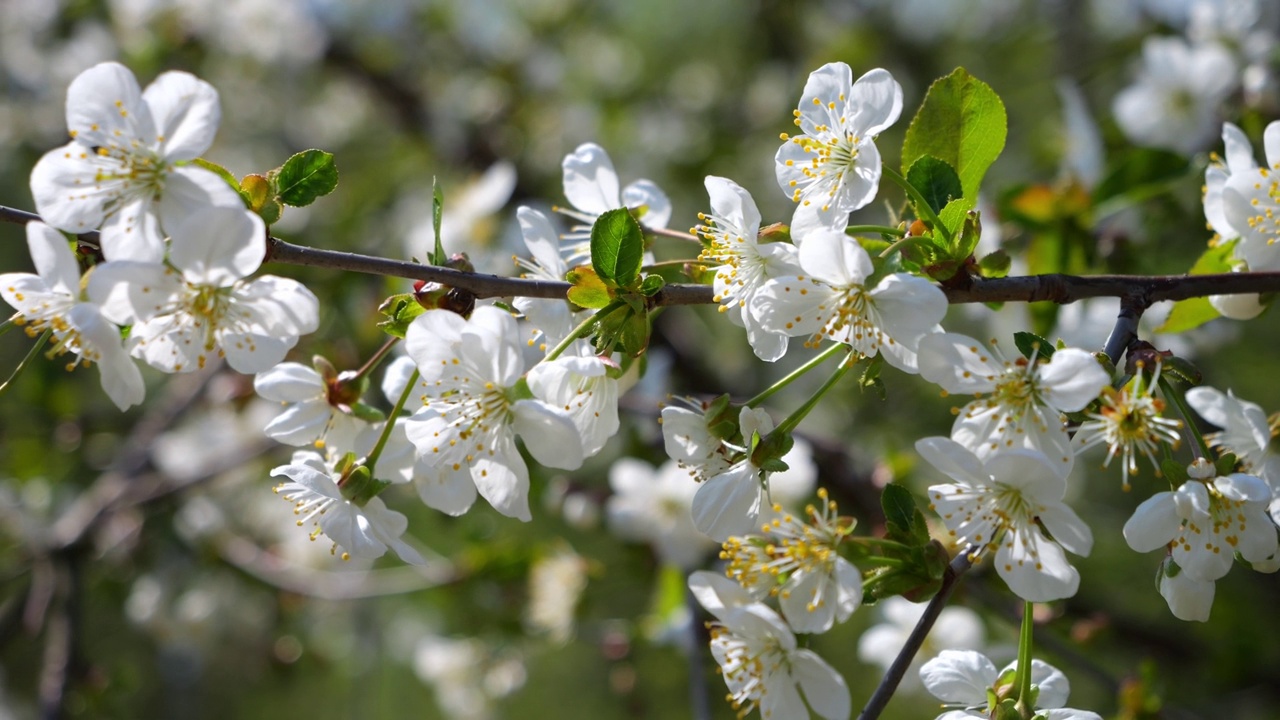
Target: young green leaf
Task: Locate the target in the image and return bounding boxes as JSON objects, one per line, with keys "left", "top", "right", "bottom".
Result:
{"left": 275, "top": 149, "right": 339, "bottom": 207}
{"left": 881, "top": 483, "right": 919, "bottom": 545}
{"left": 906, "top": 155, "right": 963, "bottom": 215}
{"left": 566, "top": 267, "right": 614, "bottom": 309}
{"left": 431, "top": 176, "right": 446, "bottom": 266}
{"left": 591, "top": 208, "right": 645, "bottom": 288}
{"left": 978, "top": 249, "right": 1011, "bottom": 278}
{"left": 901, "top": 68, "right": 1007, "bottom": 215}
{"left": 639, "top": 273, "right": 665, "bottom": 296}
{"left": 1013, "top": 331, "right": 1054, "bottom": 361}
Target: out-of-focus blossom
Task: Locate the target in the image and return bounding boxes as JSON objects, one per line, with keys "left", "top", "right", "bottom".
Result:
{"left": 1113, "top": 37, "right": 1237, "bottom": 155}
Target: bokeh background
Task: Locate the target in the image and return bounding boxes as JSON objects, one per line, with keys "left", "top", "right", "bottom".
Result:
{"left": 2, "top": 0, "right": 1280, "bottom": 718}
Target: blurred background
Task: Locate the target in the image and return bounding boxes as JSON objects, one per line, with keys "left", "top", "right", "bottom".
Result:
{"left": 1, "top": 0, "right": 1280, "bottom": 718}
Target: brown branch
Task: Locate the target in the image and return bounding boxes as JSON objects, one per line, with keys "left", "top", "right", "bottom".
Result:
{"left": 5, "top": 204, "right": 1280, "bottom": 306}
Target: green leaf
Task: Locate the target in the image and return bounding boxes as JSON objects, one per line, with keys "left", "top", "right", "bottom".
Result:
{"left": 901, "top": 68, "right": 1007, "bottom": 215}
{"left": 590, "top": 208, "right": 645, "bottom": 288}
{"left": 1014, "top": 331, "right": 1054, "bottom": 361}
{"left": 275, "top": 149, "right": 339, "bottom": 207}
{"left": 639, "top": 273, "right": 665, "bottom": 296}
{"left": 906, "top": 156, "right": 963, "bottom": 215}
{"left": 192, "top": 159, "right": 242, "bottom": 197}
{"left": 431, "top": 176, "right": 446, "bottom": 266}
{"left": 566, "top": 267, "right": 613, "bottom": 309}
{"left": 618, "top": 310, "right": 651, "bottom": 356}
{"left": 376, "top": 293, "right": 427, "bottom": 338}
{"left": 350, "top": 402, "right": 387, "bottom": 423}
{"left": 1161, "top": 459, "right": 1188, "bottom": 485}
{"left": 1215, "top": 452, "right": 1239, "bottom": 476}
{"left": 1157, "top": 241, "right": 1236, "bottom": 333}
{"left": 881, "top": 484, "right": 926, "bottom": 545}
{"left": 977, "top": 249, "right": 1011, "bottom": 278}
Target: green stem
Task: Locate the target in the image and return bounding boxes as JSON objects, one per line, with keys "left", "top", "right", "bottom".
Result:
{"left": 848, "top": 536, "right": 914, "bottom": 553}
{"left": 544, "top": 301, "right": 624, "bottom": 362}
{"left": 745, "top": 343, "right": 846, "bottom": 408}
{"left": 350, "top": 336, "right": 400, "bottom": 382}
{"left": 0, "top": 316, "right": 16, "bottom": 338}
{"left": 881, "top": 165, "right": 953, "bottom": 245}
{"left": 0, "top": 329, "right": 51, "bottom": 398}
{"left": 1015, "top": 600, "right": 1035, "bottom": 717}
{"left": 773, "top": 349, "right": 855, "bottom": 437}
{"left": 366, "top": 367, "right": 418, "bottom": 472}
{"left": 846, "top": 224, "right": 906, "bottom": 238}
{"left": 1160, "top": 375, "right": 1211, "bottom": 460}
{"left": 878, "top": 234, "right": 927, "bottom": 259}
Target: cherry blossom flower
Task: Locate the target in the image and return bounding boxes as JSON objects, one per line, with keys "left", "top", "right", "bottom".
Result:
{"left": 688, "top": 571, "right": 850, "bottom": 720}
{"left": 1113, "top": 37, "right": 1237, "bottom": 155}
{"left": 557, "top": 142, "right": 671, "bottom": 263}
{"left": 271, "top": 450, "right": 424, "bottom": 564}
{"left": 754, "top": 229, "right": 947, "bottom": 373}
{"left": 1158, "top": 556, "right": 1216, "bottom": 622}
{"left": 918, "top": 334, "right": 1109, "bottom": 474}
{"left": 88, "top": 206, "right": 319, "bottom": 374}
{"left": 1123, "top": 458, "right": 1276, "bottom": 586}
{"left": 721, "top": 488, "right": 862, "bottom": 634}
{"left": 918, "top": 437, "right": 1093, "bottom": 602}
{"left": 254, "top": 361, "right": 369, "bottom": 449}
{"left": 1202, "top": 121, "right": 1279, "bottom": 318}
{"left": 605, "top": 458, "right": 719, "bottom": 569}
{"left": 695, "top": 175, "right": 802, "bottom": 362}
{"left": 776, "top": 63, "right": 903, "bottom": 238}
{"left": 1185, "top": 385, "right": 1280, "bottom": 521}
{"left": 512, "top": 206, "right": 575, "bottom": 349}
{"left": 1074, "top": 364, "right": 1182, "bottom": 490}
{"left": 919, "top": 650, "right": 1102, "bottom": 720}
{"left": 30, "top": 61, "right": 242, "bottom": 262}
{"left": 402, "top": 306, "right": 584, "bottom": 521}
{"left": 0, "top": 221, "right": 144, "bottom": 410}
{"left": 661, "top": 400, "right": 735, "bottom": 481}
{"left": 526, "top": 354, "right": 618, "bottom": 458}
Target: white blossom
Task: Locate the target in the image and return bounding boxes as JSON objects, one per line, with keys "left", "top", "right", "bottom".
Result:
{"left": 271, "top": 450, "right": 424, "bottom": 564}
{"left": 254, "top": 361, "right": 368, "bottom": 449}
{"left": 0, "top": 221, "right": 143, "bottom": 410}
{"left": 1074, "top": 364, "right": 1182, "bottom": 490}
{"left": 776, "top": 63, "right": 903, "bottom": 238}
{"left": 557, "top": 142, "right": 670, "bottom": 263}
{"left": 918, "top": 437, "right": 1093, "bottom": 602}
{"left": 88, "top": 206, "right": 319, "bottom": 374}
{"left": 918, "top": 333, "right": 1109, "bottom": 474}
{"left": 605, "top": 458, "right": 719, "bottom": 569}
{"left": 754, "top": 229, "right": 946, "bottom": 373}
{"left": 1185, "top": 385, "right": 1280, "bottom": 522}
{"left": 403, "top": 306, "right": 584, "bottom": 521}
{"left": 689, "top": 571, "right": 850, "bottom": 720}
{"left": 1113, "top": 37, "right": 1237, "bottom": 155}
{"left": 919, "top": 650, "right": 1102, "bottom": 720}
{"left": 695, "top": 175, "right": 802, "bottom": 361}
{"left": 30, "top": 61, "right": 242, "bottom": 262}
{"left": 857, "top": 597, "right": 985, "bottom": 689}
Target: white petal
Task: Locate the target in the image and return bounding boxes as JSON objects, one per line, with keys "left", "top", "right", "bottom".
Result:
{"left": 472, "top": 433, "right": 532, "bottom": 521}
{"left": 869, "top": 274, "right": 948, "bottom": 350}
{"left": 415, "top": 462, "right": 479, "bottom": 516}
{"left": 69, "top": 302, "right": 145, "bottom": 411}
{"left": 687, "top": 570, "right": 756, "bottom": 621}
{"left": 848, "top": 67, "right": 904, "bottom": 137}
{"left": 691, "top": 462, "right": 762, "bottom": 542}
{"left": 1209, "top": 291, "right": 1265, "bottom": 320}
{"left": 65, "top": 62, "right": 151, "bottom": 148}
{"left": 168, "top": 206, "right": 264, "bottom": 286}
{"left": 915, "top": 436, "right": 990, "bottom": 487}
{"left": 1160, "top": 566, "right": 1215, "bottom": 622}
{"left": 919, "top": 650, "right": 997, "bottom": 704}
{"left": 1123, "top": 492, "right": 1180, "bottom": 553}
{"left": 142, "top": 70, "right": 220, "bottom": 160}
{"left": 159, "top": 165, "right": 246, "bottom": 227}
{"left": 622, "top": 179, "right": 671, "bottom": 229}
{"left": 233, "top": 275, "right": 320, "bottom": 337}
{"left": 1037, "top": 349, "right": 1109, "bottom": 412}
{"left": 254, "top": 362, "right": 325, "bottom": 402}
{"left": 1037, "top": 501, "right": 1093, "bottom": 557}
{"left": 25, "top": 222, "right": 79, "bottom": 296}
{"left": 797, "top": 229, "right": 872, "bottom": 287}
{"left": 406, "top": 309, "right": 469, "bottom": 376}
{"left": 996, "top": 528, "right": 1080, "bottom": 602}
{"left": 1024, "top": 659, "right": 1070, "bottom": 708}
{"left": 98, "top": 198, "right": 164, "bottom": 263}
{"left": 263, "top": 401, "right": 332, "bottom": 445}
{"left": 562, "top": 142, "right": 620, "bottom": 215}
{"left": 461, "top": 306, "right": 525, "bottom": 388}
{"left": 86, "top": 260, "right": 181, "bottom": 325}
{"left": 517, "top": 206, "right": 566, "bottom": 277}
{"left": 917, "top": 333, "right": 1001, "bottom": 394}
{"left": 1221, "top": 122, "right": 1257, "bottom": 174}
{"left": 1214, "top": 473, "right": 1272, "bottom": 503}
{"left": 361, "top": 496, "right": 426, "bottom": 565}
{"left": 791, "top": 649, "right": 852, "bottom": 720}
{"left": 704, "top": 175, "right": 761, "bottom": 237}
{"left": 220, "top": 329, "right": 297, "bottom": 374}
{"left": 29, "top": 143, "right": 111, "bottom": 234}
{"left": 512, "top": 400, "right": 584, "bottom": 470}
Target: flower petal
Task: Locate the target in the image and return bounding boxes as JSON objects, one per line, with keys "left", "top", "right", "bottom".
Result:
{"left": 142, "top": 70, "right": 220, "bottom": 161}
{"left": 168, "top": 206, "right": 265, "bottom": 286}
{"left": 919, "top": 649, "right": 997, "bottom": 704}
{"left": 562, "top": 142, "right": 620, "bottom": 216}
{"left": 512, "top": 399, "right": 584, "bottom": 470}
{"left": 791, "top": 649, "right": 851, "bottom": 720}
{"left": 691, "top": 462, "right": 762, "bottom": 542}
{"left": 622, "top": 179, "right": 671, "bottom": 229}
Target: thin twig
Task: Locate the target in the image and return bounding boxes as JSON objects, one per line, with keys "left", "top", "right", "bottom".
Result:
{"left": 856, "top": 549, "right": 974, "bottom": 720}
{"left": 1102, "top": 293, "right": 1148, "bottom": 365}
{"left": 7, "top": 204, "right": 1280, "bottom": 306}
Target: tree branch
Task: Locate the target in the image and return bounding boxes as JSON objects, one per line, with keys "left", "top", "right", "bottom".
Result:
{"left": 5, "top": 204, "right": 1280, "bottom": 307}
{"left": 856, "top": 549, "right": 974, "bottom": 720}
